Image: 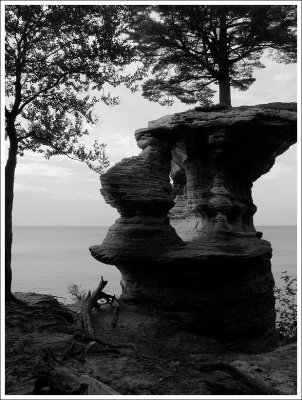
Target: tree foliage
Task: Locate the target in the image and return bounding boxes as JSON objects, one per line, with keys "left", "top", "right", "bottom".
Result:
{"left": 4, "top": 5, "right": 139, "bottom": 300}
{"left": 131, "top": 5, "right": 297, "bottom": 106}
{"left": 5, "top": 4, "right": 138, "bottom": 171}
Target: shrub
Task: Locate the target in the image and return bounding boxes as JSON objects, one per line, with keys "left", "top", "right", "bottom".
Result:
{"left": 67, "top": 282, "right": 87, "bottom": 303}
{"left": 274, "top": 271, "right": 297, "bottom": 344}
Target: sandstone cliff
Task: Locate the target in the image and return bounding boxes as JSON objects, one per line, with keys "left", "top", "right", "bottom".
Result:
{"left": 90, "top": 103, "right": 297, "bottom": 342}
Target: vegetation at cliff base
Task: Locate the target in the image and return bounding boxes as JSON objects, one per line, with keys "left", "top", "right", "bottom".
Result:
{"left": 67, "top": 282, "right": 87, "bottom": 303}
{"left": 274, "top": 271, "right": 297, "bottom": 344}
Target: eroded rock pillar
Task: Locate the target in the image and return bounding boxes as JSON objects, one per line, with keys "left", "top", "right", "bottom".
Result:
{"left": 170, "top": 128, "right": 259, "bottom": 240}
{"left": 90, "top": 103, "right": 297, "bottom": 341}
{"left": 92, "top": 138, "right": 183, "bottom": 264}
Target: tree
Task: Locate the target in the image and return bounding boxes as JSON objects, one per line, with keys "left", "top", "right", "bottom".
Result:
{"left": 131, "top": 5, "right": 297, "bottom": 106}
{"left": 5, "top": 5, "right": 138, "bottom": 301}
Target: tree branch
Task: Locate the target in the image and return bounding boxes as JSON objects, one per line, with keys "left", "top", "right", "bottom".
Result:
{"left": 19, "top": 131, "right": 103, "bottom": 172}
{"left": 18, "top": 74, "right": 68, "bottom": 114}
{"left": 5, "top": 107, "right": 11, "bottom": 120}
{"left": 10, "top": 59, "right": 23, "bottom": 118}
{"left": 227, "top": 21, "right": 249, "bottom": 29}
{"left": 229, "top": 46, "right": 259, "bottom": 63}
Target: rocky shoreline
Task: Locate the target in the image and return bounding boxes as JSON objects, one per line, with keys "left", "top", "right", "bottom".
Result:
{"left": 5, "top": 292, "right": 297, "bottom": 396}
{"left": 5, "top": 103, "right": 297, "bottom": 397}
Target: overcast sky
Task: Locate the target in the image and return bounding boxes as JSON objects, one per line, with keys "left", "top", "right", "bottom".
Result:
{"left": 10, "top": 57, "right": 298, "bottom": 227}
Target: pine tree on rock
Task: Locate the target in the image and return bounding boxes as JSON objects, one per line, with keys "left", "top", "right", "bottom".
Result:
{"left": 132, "top": 5, "right": 297, "bottom": 107}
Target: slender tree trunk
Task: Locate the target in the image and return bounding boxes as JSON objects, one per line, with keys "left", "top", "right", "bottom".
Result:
{"left": 5, "top": 122, "right": 19, "bottom": 301}
{"left": 218, "top": 11, "right": 232, "bottom": 107}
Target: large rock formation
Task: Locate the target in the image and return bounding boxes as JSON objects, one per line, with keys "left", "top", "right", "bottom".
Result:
{"left": 90, "top": 103, "right": 296, "bottom": 340}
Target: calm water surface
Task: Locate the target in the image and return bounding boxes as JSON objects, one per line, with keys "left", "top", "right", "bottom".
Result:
{"left": 11, "top": 225, "right": 297, "bottom": 303}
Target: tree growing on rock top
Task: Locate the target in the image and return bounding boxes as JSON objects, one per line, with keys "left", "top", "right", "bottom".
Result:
{"left": 131, "top": 5, "right": 297, "bottom": 107}
{"left": 5, "top": 5, "right": 140, "bottom": 301}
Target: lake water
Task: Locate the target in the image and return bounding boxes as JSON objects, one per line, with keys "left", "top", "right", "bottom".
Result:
{"left": 11, "top": 225, "right": 297, "bottom": 303}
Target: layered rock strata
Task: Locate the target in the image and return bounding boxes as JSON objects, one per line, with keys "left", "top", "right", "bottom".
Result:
{"left": 90, "top": 102, "right": 296, "bottom": 339}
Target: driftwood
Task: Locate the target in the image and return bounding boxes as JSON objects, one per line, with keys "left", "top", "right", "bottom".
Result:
{"left": 62, "top": 337, "right": 121, "bottom": 362}
{"left": 34, "top": 347, "right": 119, "bottom": 395}
{"left": 111, "top": 305, "right": 120, "bottom": 328}
{"left": 65, "top": 277, "right": 134, "bottom": 360}
{"left": 62, "top": 339, "right": 103, "bottom": 363}
{"left": 191, "top": 362, "right": 281, "bottom": 395}
{"left": 77, "top": 276, "right": 120, "bottom": 337}
{"left": 80, "top": 374, "right": 120, "bottom": 395}
{"left": 73, "top": 332, "right": 136, "bottom": 351}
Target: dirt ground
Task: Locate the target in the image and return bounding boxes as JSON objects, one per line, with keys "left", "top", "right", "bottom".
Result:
{"left": 5, "top": 292, "right": 297, "bottom": 396}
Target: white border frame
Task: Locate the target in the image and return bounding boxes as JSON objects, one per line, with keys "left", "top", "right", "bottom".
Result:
{"left": 1, "top": 1, "right": 301, "bottom": 399}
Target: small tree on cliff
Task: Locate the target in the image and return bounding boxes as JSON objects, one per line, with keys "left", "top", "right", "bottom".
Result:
{"left": 5, "top": 5, "right": 138, "bottom": 301}
{"left": 132, "top": 5, "right": 297, "bottom": 106}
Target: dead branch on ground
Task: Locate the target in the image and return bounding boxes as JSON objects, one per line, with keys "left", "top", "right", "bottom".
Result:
{"left": 65, "top": 277, "right": 134, "bottom": 361}
{"left": 191, "top": 362, "right": 281, "bottom": 395}
{"left": 77, "top": 276, "right": 120, "bottom": 337}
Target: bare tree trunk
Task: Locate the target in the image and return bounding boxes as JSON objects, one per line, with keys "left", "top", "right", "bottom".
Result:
{"left": 219, "top": 77, "right": 231, "bottom": 106}
{"left": 78, "top": 278, "right": 108, "bottom": 337}
{"left": 218, "top": 11, "right": 232, "bottom": 107}
{"left": 5, "top": 122, "right": 19, "bottom": 302}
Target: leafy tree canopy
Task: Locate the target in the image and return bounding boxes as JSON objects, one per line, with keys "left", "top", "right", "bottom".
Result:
{"left": 131, "top": 5, "right": 297, "bottom": 106}
{"left": 5, "top": 4, "right": 139, "bottom": 172}
{"left": 4, "top": 4, "right": 140, "bottom": 301}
